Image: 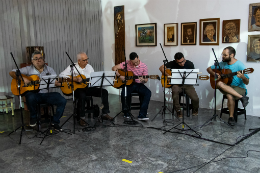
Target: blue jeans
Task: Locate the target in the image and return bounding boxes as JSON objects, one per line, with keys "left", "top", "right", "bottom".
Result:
{"left": 121, "top": 83, "right": 151, "bottom": 116}
{"left": 25, "top": 92, "right": 67, "bottom": 124}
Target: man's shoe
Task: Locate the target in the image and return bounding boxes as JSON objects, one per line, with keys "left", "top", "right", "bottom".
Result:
{"left": 192, "top": 109, "right": 198, "bottom": 116}
{"left": 30, "top": 118, "right": 37, "bottom": 127}
{"left": 102, "top": 114, "right": 113, "bottom": 121}
{"left": 240, "top": 96, "right": 249, "bottom": 107}
{"left": 176, "top": 110, "right": 183, "bottom": 118}
{"left": 124, "top": 112, "right": 130, "bottom": 119}
{"left": 138, "top": 114, "right": 149, "bottom": 121}
{"left": 51, "top": 124, "right": 63, "bottom": 132}
{"left": 79, "top": 119, "right": 87, "bottom": 126}
{"left": 228, "top": 117, "right": 235, "bottom": 126}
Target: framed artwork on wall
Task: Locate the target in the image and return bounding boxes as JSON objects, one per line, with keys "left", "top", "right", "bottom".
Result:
{"left": 222, "top": 19, "right": 240, "bottom": 43}
{"left": 135, "top": 23, "right": 157, "bottom": 46}
{"left": 164, "top": 23, "right": 178, "bottom": 46}
{"left": 247, "top": 35, "right": 260, "bottom": 62}
{"left": 249, "top": 3, "right": 260, "bottom": 32}
{"left": 199, "top": 18, "right": 220, "bottom": 45}
{"left": 181, "top": 22, "right": 197, "bottom": 45}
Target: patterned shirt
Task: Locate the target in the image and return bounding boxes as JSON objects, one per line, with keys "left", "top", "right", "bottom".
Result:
{"left": 120, "top": 60, "right": 148, "bottom": 83}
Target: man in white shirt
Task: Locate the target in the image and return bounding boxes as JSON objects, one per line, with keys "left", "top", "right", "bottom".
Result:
{"left": 59, "top": 52, "right": 112, "bottom": 126}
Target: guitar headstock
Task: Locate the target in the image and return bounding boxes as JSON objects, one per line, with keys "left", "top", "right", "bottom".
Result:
{"left": 243, "top": 68, "right": 254, "bottom": 74}
{"left": 198, "top": 75, "right": 209, "bottom": 80}
{"left": 150, "top": 75, "right": 160, "bottom": 81}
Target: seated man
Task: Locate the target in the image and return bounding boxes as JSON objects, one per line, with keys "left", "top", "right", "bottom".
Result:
{"left": 112, "top": 52, "right": 151, "bottom": 120}
{"left": 59, "top": 52, "right": 112, "bottom": 126}
{"left": 207, "top": 46, "right": 249, "bottom": 126}
{"left": 159, "top": 52, "right": 199, "bottom": 118}
{"left": 9, "top": 51, "right": 67, "bottom": 131}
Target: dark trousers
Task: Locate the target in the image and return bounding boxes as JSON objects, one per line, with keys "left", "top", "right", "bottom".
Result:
{"left": 74, "top": 87, "right": 110, "bottom": 117}
{"left": 121, "top": 83, "right": 151, "bottom": 116}
{"left": 25, "top": 92, "right": 67, "bottom": 124}
{"left": 171, "top": 85, "right": 199, "bottom": 111}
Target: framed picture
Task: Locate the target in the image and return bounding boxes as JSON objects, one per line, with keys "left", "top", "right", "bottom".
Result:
{"left": 199, "top": 18, "right": 220, "bottom": 45}
{"left": 249, "top": 3, "right": 260, "bottom": 32}
{"left": 164, "top": 23, "right": 178, "bottom": 46}
{"left": 135, "top": 23, "right": 157, "bottom": 46}
{"left": 222, "top": 19, "right": 240, "bottom": 43}
{"left": 247, "top": 35, "right": 260, "bottom": 62}
{"left": 181, "top": 22, "right": 197, "bottom": 45}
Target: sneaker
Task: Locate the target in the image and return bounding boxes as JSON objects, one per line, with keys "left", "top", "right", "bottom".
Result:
{"left": 176, "top": 110, "right": 183, "bottom": 118}
{"left": 228, "top": 117, "right": 235, "bottom": 126}
{"left": 192, "top": 109, "right": 198, "bottom": 116}
{"left": 124, "top": 112, "right": 130, "bottom": 119}
{"left": 240, "top": 96, "right": 249, "bottom": 107}
{"left": 138, "top": 114, "right": 149, "bottom": 121}
{"left": 30, "top": 118, "right": 37, "bottom": 127}
{"left": 51, "top": 124, "right": 63, "bottom": 132}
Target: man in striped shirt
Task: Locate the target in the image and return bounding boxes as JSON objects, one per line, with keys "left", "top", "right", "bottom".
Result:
{"left": 112, "top": 52, "right": 151, "bottom": 120}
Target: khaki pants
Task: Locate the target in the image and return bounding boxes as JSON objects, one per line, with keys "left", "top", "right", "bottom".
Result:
{"left": 219, "top": 85, "right": 246, "bottom": 100}
{"left": 171, "top": 85, "right": 199, "bottom": 111}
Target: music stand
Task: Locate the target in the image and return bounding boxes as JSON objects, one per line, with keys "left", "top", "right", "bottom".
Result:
{"left": 163, "top": 69, "right": 201, "bottom": 137}
{"left": 87, "top": 71, "right": 115, "bottom": 126}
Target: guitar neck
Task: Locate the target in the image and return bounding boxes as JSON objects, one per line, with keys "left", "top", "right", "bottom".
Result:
{"left": 132, "top": 75, "right": 150, "bottom": 79}
{"left": 223, "top": 70, "right": 242, "bottom": 79}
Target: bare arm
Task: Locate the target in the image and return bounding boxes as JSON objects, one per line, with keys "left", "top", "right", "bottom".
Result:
{"left": 159, "top": 64, "right": 171, "bottom": 76}
{"left": 112, "top": 64, "right": 125, "bottom": 81}
{"left": 237, "top": 72, "right": 249, "bottom": 85}
{"left": 207, "top": 66, "right": 221, "bottom": 80}
{"left": 9, "top": 71, "right": 30, "bottom": 85}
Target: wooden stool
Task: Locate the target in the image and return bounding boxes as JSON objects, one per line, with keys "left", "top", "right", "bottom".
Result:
{"left": 0, "top": 96, "right": 14, "bottom": 116}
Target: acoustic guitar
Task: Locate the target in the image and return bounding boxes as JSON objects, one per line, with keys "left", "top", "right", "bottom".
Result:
{"left": 210, "top": 68, "right": 254, "bottom": 89}
{"left": 11, "top": 74, "right": 41, "bottom": 95}
{"left": 113, "top": 69, "right": 160, "bottom": 88}
{"left": 59, "top": 74, "right": 89, "bottom": 95}
{"left": 161, "top": 69, "right": 210, "bottom": 88}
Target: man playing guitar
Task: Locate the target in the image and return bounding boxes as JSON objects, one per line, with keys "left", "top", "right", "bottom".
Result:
{"left": 112, "top": 52, "right": 151, "bottom": 121}
{"left": 59, "top": 52, "right": 113, "bottom": 126}
{"left": 207, "top": 46, "right": 249, "bottom": 126}
{"left": 9, "top": 51, "right": 67, "bottom": 131}
{"left": 159, "top": 52, "right": 199, "bottom": 118}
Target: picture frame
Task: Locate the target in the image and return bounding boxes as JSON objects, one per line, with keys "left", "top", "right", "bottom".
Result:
{"left": 249, "top": 3, "right": 260, "bottom": 32}
{"left": 164, "top": 23, "right": 178, "bottom": 46}
{"left": 199, "top": 18, "right": 220, "bottom": 45}
{"left": 222, "top": 19, "right": 240, "bottom": 43}
{"left": 181, "top": 22, "right": 197, "bottom": 45}
{"left": 247, "top": 35, "right": 260, "bottom": 62}
{"left": 135, "top": 23, "right": 157, "bottom": 46}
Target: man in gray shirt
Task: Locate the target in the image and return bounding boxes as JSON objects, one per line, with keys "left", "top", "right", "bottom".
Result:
{"left": 9, "top": 51, "right": 66, "bottom": 131}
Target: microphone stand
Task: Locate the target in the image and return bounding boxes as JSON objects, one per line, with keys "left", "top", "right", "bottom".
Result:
{"left": 200, "top": 48, "right": 232, "bottom": 128}
{"left": 151, "top": 43, "right": 173, "bottom": 123}
{"left": 8, "top": 52, "right": 27, "bottom": 144}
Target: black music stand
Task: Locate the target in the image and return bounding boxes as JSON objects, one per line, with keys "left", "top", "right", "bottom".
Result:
{"left": 87, "top": 71, "right": 115, "bottom": 126}
{"left": 163, "top": 69, "right": 201, "bottom": 137}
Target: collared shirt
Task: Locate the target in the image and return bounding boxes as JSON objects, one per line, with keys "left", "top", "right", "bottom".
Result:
{"left": 59, "top": 63, "right": 94, "bottom": 79}
{"left": 12, "top": 65, "right": 57, "bottom": 93}
{"left": 119, "top": 60, "right": 148, "bottom": 83}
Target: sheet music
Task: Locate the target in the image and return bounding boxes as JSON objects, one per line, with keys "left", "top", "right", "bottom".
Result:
{"left": 90, "top": 71, "right": 115, "bottom": 87}
{"left": 39, "top": 75, "right": 57, "bottom": 89}
{"left": 170, "top": 69, "right": 199, "bottom": 85}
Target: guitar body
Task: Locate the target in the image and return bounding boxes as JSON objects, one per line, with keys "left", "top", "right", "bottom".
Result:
{"left": 210, "top": 69, "right": 233, "bottom": 89}
{"left": 113, "top": 70, "right": 134, "bottom": 88}
{"left": 60, "top": 75, "right": 88, "bottom": 95}
{"left": 161, "top": 69, "right": 172, "bottom": 88}
{"left": 11, "top": 74, "right": 40, "bottom": 95}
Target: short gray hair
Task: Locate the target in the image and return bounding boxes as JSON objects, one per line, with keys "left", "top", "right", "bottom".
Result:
{"left": 77, "top": 52, "right": 87, "bottom": 60}
{"left": 252, "top": 38, "right": 260, "bottom": 47}
{"left": 31, "top": 51, "right": 42, "bottom": 60}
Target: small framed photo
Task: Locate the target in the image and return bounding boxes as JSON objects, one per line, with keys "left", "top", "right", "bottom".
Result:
{"left": 181, "top": 22, "right": 197, "bottom": 45}
{"left": 247, "top": 35, "right": 260, "bottom": 62}
{"left": 135, "top": 23, "right": 157, "bottom": 46}
{"left": 249, "top": 3, "right": 260, "bottom": 32}
{"left": 164, "top": 23, "right": 178, "bottom": 46}
{"left": 222, "top": 19, "right": 240, "bottom": 43}
{"left": 199, "top": 18, "right": 220, "bottom": 45}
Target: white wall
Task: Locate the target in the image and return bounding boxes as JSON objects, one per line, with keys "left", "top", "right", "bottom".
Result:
{"left": 102, "top": 0, "right": 260, "bottom": 116}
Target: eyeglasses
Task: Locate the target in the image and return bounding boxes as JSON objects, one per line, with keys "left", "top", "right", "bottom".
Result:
{"left": 176, "top": 59, "right": 185, "bottom": 64}
{"left": 82, "top": 58, "right": 89, "bottom": 62}
{"left": 32, "top": 57, "right": 43, "bottom": 61}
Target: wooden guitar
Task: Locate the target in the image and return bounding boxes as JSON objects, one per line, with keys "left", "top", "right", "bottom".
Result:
{"left": 113, "top": 69, "right": 160, "bottom": 88}
{"left": 11, "top": 74, "right": 41, "bottom": 95}
{"left": 60, "top": 74, "right": 89, "bottom": 95}
{"left": 210, "top": 68, "right": 254, "bottom": 89}
{"left": 161, "top": 69, "right": 210, "bottom": 88}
